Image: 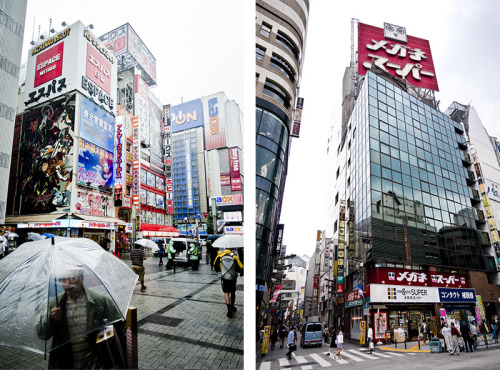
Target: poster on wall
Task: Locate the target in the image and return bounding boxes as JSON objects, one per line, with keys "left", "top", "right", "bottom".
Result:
{"left": 17, "top": 94, "right": 76, "bottom": 214}
{"left": 77, "top": 139, "right": 114, "bottom": 192}
{"left": 75, "top": 187, "right": 112, "bottom": 217}
{"left": 147, "top": 171, "right": 156, "bottom": 187}
{"left": 80, "top": 96, "right": 115, "bottom": 152}
{"left": 156, "top": 194, "right": 164, "bottom": 209}
{"left": 156, "top": 176, "right": 164, "bottom": 191}
{"left": 373, "top": 310, "right": 388, "bottom": 341}
{"left": 147, "top": 191, "right": 155, "bottom": 207}
{"left": 140, "top": 189, "right": 147, "bottom": 204}
{"left": 140, "top": 169, "right": 147, "bottom": 184}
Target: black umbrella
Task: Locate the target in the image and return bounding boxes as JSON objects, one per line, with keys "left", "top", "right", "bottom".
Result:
{"left": 206, "top": 234, "right": 222, "bottom": 241}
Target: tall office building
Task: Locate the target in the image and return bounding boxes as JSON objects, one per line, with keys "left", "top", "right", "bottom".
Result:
{"left": 327, "top": 21, "right": 500, "bottom": 341}
{"left": 256, "top": 0, "right": 309, "bottom": 324}
{"left": 0, "top": 0, "right": 27, "bottom": 224}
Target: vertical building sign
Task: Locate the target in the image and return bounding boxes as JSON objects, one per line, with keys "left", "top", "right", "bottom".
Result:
{"left": 132, "top": 116, "right": 140, "bottom": 210}
{"left": 114, "top": 115, "right": 125, "bottom": 207}
{"left": 229, "top": 147, "right": 242, "bottom": 191}
{"left": 185, "top": 139, "right": 193, "bottom": 209}
{"left": 337, "top": 201, "right": 346, "bottom": 294}
{"left": 290, "top": 97, "right": 304, "bottom": 138}
{"left": 205, "top": 94, "right": 227, "bottom": 150}
{"left": 313, "top": 231, "right": 321, "bottom": 308}
{"left": 163, "top": 105, "right": 174, "bottom": 215}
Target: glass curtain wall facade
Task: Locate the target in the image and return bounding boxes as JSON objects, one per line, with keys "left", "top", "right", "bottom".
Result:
{"left": 350, "top": 71, "right": 486, "bottom": 271}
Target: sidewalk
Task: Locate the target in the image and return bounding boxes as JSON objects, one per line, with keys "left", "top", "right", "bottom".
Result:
{"left": 0, "top": 257, "right": 244, "bottom": 369}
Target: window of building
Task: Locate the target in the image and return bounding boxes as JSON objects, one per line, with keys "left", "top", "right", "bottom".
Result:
{"left": 275, "top": 30, "right": 299, "bottom": 58}
{"left": 126, "top": 142, "right": 131, "bottom": 152}
{"left": 256, "top": 45, "right": 266, "bottom": 61}
{"left": 260, "top": 22, "right": 272, "bottom": 38}
{"left": 270, "top": 53, "right": 295, "bottom": 82}
{"left": 263, "top": 79, "right": 291, "bottom": 108}
{"left": 126, "top": 163, "right": 132, "bottom": 174}
{"left": 126, "top": 185, "right": 131, "bottom": 196}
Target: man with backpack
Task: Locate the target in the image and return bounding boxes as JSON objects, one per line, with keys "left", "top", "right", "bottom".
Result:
{"left": 214, "top": 247, "right": 244, "bottom": 317}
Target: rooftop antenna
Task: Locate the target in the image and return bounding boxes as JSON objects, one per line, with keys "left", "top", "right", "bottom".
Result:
{"left": 49, "top": 18, "right": 55, "bottom": 35}
{"left": 30, "top": 18, "right": 35, "bottom": 45}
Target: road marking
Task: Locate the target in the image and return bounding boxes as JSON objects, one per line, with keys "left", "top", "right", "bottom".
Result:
{"left": 259, "top": 361, "right": 271, "bottom": 370}
{"left": 293, "top": 354, "right": 313, "bottom": 369}
{"left": 369, "top": 351, "right": 393, "bottom": 358}
{"left": 347, "top": 349, "right": 379, "bottom": 359}
{"left": 310, "top": 353, "right": 332, "bottom": 367}
{"left": 382, "top": 351, "right": 405, "bottom": 356}
{"left": 279, "top": 358, "right": 289, "bottom": 367}
{"left": 338, "top": 350, "right": 365, "bottom": 362}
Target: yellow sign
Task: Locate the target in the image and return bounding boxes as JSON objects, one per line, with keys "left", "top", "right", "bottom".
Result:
{"left": 477, "top": 295, "right": 489, "bottom": 333}
{"left": 360, "top": 321, "right": 366, "bottom": 345}
{"left": 262, "top": 326, "right": 271, "bottom": 354}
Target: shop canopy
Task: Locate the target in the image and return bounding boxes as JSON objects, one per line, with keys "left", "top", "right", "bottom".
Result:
{"left": 140, "top": 223, "right": 179, "bottom": 237}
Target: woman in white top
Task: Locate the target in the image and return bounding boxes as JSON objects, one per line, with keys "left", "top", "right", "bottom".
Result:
{"left": 334, "top": 325, "right": 344, "bottom": 360}
{"left": 367, "top": 324, "right": 374, "bottom": 354}
{"left": 441, "top": 322, "right": 452, "bottom": 352}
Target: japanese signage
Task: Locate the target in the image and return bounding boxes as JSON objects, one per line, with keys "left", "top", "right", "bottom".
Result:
{"left": 77, "top": 139, "right": 114, "bottom": 192}
{"left": 86, "top": 42, "right": 112, "bottom": 95}
{"left": 114, "top": 115, "right": 125, "bottom": 203}
{"left": 135, "top": 74, "right": 150, "bottom": 144}
{"left": 313, "top": 274, "right": 319, "bottom": 307}
{"left": 74, "top": 187, "right": 113, "bottom": 217}
{"left": 358, "top": 22, "right": 439, "bottom": 91}
{"left": 171, "top": 99, "right": 204, "bottom": 133}
{"left": 368, "top": 267, "right": 468, "bottom": 288}
{"left": 476, "top": 295, "right": 486, "bottom": 328}
{"left": 337, "top": 201, "right": 345, "bottom": 294}
{"left": 220, "top": 173, "right": 231, "bottom": 186}
{"left": 370, "top": 284, "right": 476, "bottom": 303}
{"left": 270, "top": 285, "right": 282, "bottom": 303}
{"left": 34, "top": 42, "right": 64, "bottom": 87}
{"left": 163, "top": 105, "right": 173, "bottom": 215}
{"left": 290, "top": 97, "right": 304, "bottom": 138}
{"left": 185, "top": 139, "right": 193, "bottom": 208}
{"left": 204, "top": 94, "right": 227, "bottom": 150}
{"left": 149, "top": 101, "right": 164, "bottom": 171}
{"left": 132, "top": 116, "right": 140, "bottom": 209}
{"left": 229, "top": 147, "right": 242, "bottom": 191}
{"left": 80, "top": 96, "right": 115, "bottom": 153}
{"left": 275, "top": 224, "right": 284, "bottom": 252}
{"left": 345, "top": 289, "right": 364, "bottom": 308}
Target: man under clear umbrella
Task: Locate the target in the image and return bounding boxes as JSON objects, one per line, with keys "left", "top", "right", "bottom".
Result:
{"left": 131, "top": 242, "right": 147, "bottom": 291}
{"left": 36, "top": 265, "right": 123, "bottom": 369}
{"left": 214, "top": 247, "right": 243, "bottom": 318}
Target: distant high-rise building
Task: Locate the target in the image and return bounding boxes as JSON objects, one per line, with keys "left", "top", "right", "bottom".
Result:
{"left": 0, "top": 0, "right": 27, "bottom": 224}
{"left": 256, "top": 0, "right": 309, "bottom": 326}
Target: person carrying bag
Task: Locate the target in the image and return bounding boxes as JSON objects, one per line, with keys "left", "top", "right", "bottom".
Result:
{"left": 285, "top": 326, "right": 297, "bottom": 360}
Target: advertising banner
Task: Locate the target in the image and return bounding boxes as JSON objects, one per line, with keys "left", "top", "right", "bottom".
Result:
{"left": 290, "top": 97, "right": 304, "bottom": 138}
{"left": 374, "top": 310, "right": 388, "bottom": 340}
{"left": 214, "top": 194, "right": 243, "bottom": 206}
{"left": 357, "top": 22, "right": 439, "bottom": 91}
{"left": 149, "top": 101, "right": 164, "bottom": 170}
{"left": 270, "top": 285, "right": 282, "bottom": 303}
{"left": 438, "top": 288, "right": 476, "bottom": 303}
{"left": 171, "top": 99, "right": 204, "bottom": 133}
{"left": 98, "top": 24, "right": 128, "bottom": 57}
{"left": 204, "top": 93, "right": 227, "bottom": 150}
{"left": 370, "top": 284, "right": 477, "bottom": 304}
{"left": 229, "top": 147, "right": 242, "bottom": 191}
{"left": 80, "top": 95, "right": 115, "bottom": 153}
{"left": 345, "top": 290, "right": 364, "bottom": 308}
{"left": 127, "top": 24, "right": 156, "bottom": 84}
{"left": 220, "top": 173, "right": 231, "bottom": 186}
{"left": 77, "top": 139, "right": 114, "bottom": 192}
{"left": 163, "top": 104, "right": 173, "bottom": 215}
{"left": 17, "top": 94, "right": 76, "bottom": 214}
{"left": 360, "top": 321, "right": 366, "bottom": 345}
{"left": 185, "top": 139, "right": 193, "bottom": 208}
{"left": 75, "top": 187, "right": 113, "bottom": 217}
{"left": 132, "top": 116, "right": 140, "bottom": 209}
{"left": 146, "top": 171, "right": 156, "bottom": 187}
{"left": 114, "top": 115, "right": 125, "bottom": 205}
{"left": 368, "top": 267, "right": 468, "bottom": 288}
{"left": 25, "top": 21, "right": 117, "bottom": 113}
{"left": 224, "top": 211, "right": 242, "bottom": 222}
{"left": 262, "top": 326, "right": 270, "bottom": 355}
{"left": 135, "top": 74, "right": 150, "bottom": 144}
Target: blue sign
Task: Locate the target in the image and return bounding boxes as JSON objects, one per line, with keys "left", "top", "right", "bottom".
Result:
{"left": 80, "top": 96, "right": 115, "bottom": 153}
{"left": 196, "top": 213, "right": 202, "bottom": 219}
{"left": 171, "top": 99, "right": 204, "bottom": 133}
{"left": 364, "top": 303, "right": 369, "bottom": 309}
{"left": 438, "top": 288, "right": 476, "bottom": 303}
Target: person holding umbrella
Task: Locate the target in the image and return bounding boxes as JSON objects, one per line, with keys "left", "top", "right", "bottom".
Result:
{"left": 36, "top": 265, "right": 124, "bottom": 369}
{"left": 213, "top": 246, "right": 243, "bottom": 318}
{"left": 131, "top": 242, "right": 147, "bottom": 291}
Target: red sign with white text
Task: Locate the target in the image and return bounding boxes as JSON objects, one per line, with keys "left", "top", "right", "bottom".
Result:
{"left": 229, "top": 147, "right": 241, "bottom": 192}
{"left": 368, "top": 268, "right": 468, "bottom": 288}
{"left": 34, "top": 43, "right": 64, "bottom": 87}
{"left": 358, "top": 22, "right": 439, "bottom": 91}
{"left": 86, "top": 43, "right": 112, "bottom": 95}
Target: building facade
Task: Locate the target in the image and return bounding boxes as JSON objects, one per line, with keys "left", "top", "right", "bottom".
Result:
{"left": 256, "top": 0, "right": 309, "bottom": 327}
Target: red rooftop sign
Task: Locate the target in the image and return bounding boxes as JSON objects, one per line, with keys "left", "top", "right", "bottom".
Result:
{"left": 369, "top": 268, "right": 468, "bottom": 288}
{"left": 358, "top": 22, "right": 439, "bottom": 91}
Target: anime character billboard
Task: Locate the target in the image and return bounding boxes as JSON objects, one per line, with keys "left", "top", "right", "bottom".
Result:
{"left": 77, "top": 139, "right": 114, "bottom": 192}
{"left": 17, "top": 94, "right": 76, "bottom": 214}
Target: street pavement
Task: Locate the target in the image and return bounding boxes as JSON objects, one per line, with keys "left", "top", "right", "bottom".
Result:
{"left": 256, "top": 333, "right": 500, "bottom": 370}
{"left": 0, "top": 255, "right": 244, "bottom": 369}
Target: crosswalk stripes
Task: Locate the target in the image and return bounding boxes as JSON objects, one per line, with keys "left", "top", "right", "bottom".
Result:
{"left": 367, "top": 350, "right": 393, "bottom": 358}
{"left": 309, "top": 353, "right": 331, "bottom": 367}
{"left": 338, "top": 350, "right": 366, "bottom": 362}
{"left": 259, "top": 361, "right": 271, "bottom": 370}
{"left": 347, "top": 349, "right": 380, "bottom": 359}
{"left": 278, "top": 358, "right": 289, "bottom": 367}
{"left": 380, "top": 351, "right": 405, "bottom": 356}
{"left": 292, "top": 353, "right": 313, "bottom": 369}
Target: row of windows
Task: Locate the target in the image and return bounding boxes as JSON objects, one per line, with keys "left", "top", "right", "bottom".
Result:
{"left": 263, "top": 79, "right": 291, "bottom": 108}
{"left": 259, "top": 23, "right": 299, "bottom": 59}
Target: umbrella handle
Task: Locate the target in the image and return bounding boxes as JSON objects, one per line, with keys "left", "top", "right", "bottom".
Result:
{"left": 54, "top": 277, "right": 59, "bottom": 307}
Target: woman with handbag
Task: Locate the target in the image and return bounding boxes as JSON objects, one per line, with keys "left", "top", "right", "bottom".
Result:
{"left": 334, "top": 325, "right": 344, "bottom": 360}
{"left": 285, "top": 326, "right": 297, "bottom": 360}
{"left": 326, "top": 326, "right": 337, "bottom": 356}
{"left": 367, "top": 324, "right": 374, "bottom": 354}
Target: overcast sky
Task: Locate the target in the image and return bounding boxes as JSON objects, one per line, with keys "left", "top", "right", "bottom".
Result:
{"left": 280, "top": 0, "right": 500, "bottom": 258}
{"left": 22, "top": 0, "right": 245, "bottom": 109}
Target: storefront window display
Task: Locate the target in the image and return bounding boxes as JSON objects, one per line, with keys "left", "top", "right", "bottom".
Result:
{"left": 350, "top": 306, "right": 363, "bottom": 340}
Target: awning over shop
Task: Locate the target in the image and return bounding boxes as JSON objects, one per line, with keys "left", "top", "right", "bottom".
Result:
{"left": 140, "top": 223, "right": 179, "bottom": 237}
{"left": 5, "top": 213, "right": 67, "bottom": 226}
{"left": 9, "top": 213, "right": 127, "bottom": 230}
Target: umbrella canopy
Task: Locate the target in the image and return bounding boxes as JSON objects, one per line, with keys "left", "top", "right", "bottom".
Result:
{"left": 4, "top": 232, "right": 19, "bottom": 238}
{"left": 41, "top": 233, "right": 56, "bottom": 238}
{"left": 0, "top": 235, "right": 5, "bottom": 242}
{"left": 134, "top": 238, "right": 158, "bottom": 249}
{"left": 27, "top": 232, "right": 45, "bottom": 241}
{"left": 206, "top": 234, "right": 222, "bottom": 241}
{"left": 212, "top": 234, "right": 244, "bottom": 249}
{"left": 0, "top": 237, "right": 138, "bottom": 355}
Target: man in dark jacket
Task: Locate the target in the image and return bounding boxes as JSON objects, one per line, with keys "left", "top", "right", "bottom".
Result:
{"left": 37, "top": 265, "right": 123, "bottom": 369}
{"left": 460, "top": 321, "right": 473, "bottom": 352}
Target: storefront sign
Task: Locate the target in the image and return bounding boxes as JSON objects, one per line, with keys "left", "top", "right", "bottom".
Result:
{"left": 438, "top": 288, "right": 476, "bottom": 303}
{"left": 270, "top": 285, "right": 282, "bottom": 303}
{"left": 214, "top": 194, "right": 243, "bottom": 206}
{"left": 84, "top": 221, "right": 115, "bottom": 230}
{"left": 229, "top": 147, "right": 241, "bottom": 192}
{"left": 223, "top": 226, "right": 243, "bottom": 235}
{"left": 370, "top": 284, "right": 477, "bottom": 304}
{"left": 369, "top": 268, "right": 468, "bottom": 288}
{"left": 360, "top": 321, "right": 366, "bottom": 345}
{"left": 163, "top": 104, "right": 173, "bottom": 215}
{"left": 224, "top": 211, "right": 242, "bottom": 222}
{"left": 345, "top": 289, "right": 364, "bottom": 308}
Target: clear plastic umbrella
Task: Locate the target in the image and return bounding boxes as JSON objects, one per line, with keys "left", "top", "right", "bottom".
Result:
{"left": 0, "top": 237, "right": 138, "bottom": 356}
{"left": 212, "top": 234, "right": 244, "bottom": 249}
{"left": 4, "top": 232, "right": 19, "bottom": 238}
{"left": 134, "top": 238, "right": 158, "bottom": 249}
{"left": 27, "top": 232, "right": 45, "bottom": 241}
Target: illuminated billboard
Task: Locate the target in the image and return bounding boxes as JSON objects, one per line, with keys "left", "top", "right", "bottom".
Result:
{"left": 25, "top": 21, "right": 117, "bottom": 113}
{"left": 358, "top": 22, "right": 439, "bottom": 91}
{"left": 171, "top": 99, "right": 204, "bottom": 133}
{"left": 80, "top": 95, "right": 115, "bottom": 153}
{"left": 77, "top": 138, "right": 114, "bottom": 192}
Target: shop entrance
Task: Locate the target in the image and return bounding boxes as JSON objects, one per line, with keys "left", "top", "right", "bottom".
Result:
{"left": 388, "top": 306, "right": 434, "bottom": 340}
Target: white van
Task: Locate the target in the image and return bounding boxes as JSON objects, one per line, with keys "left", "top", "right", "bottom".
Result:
{"left": 169, "top": 238, "right": 201, "bottom": 263}
{"left": 151, "top": 237, "right": 171, "bottom": 257}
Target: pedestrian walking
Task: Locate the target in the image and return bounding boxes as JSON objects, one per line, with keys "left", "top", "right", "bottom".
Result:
{"left": 36, "top": 265, "right": 124, "bottom": 369}
{"left": 323, "top": 327, "right": 329, "bottom": 344}
{"left": 326, "top": 326, "right": 337, "bottom": 356}
{"left": 334, "top": 325, "right": 344, "bottom": 360}
{"left": 469, "top": 322, "right": 479, "bottom": 350}
{"left": 208, "top": 240, "right": 218, "bottom": 270}
{"left": 188, "top": 243, "right": 199, "bottom": 270}
{"left": 460, "top": 321, "right": 473, "bottom": 352}
{"left": 130, "top": 242, "right": 147, "bottom": 291}
{"left": 450, "top": 322, "right": 460, "bottom": 355}
{"left": 157, "top": 240, "right": 165, "bottom": 265}
{"left": 270, "top": 327, "right": 279, "bottom": 350}
{"left": 367, "top": 323, "right": 374, "bottom": 353}
{"left": 493, "top": 323, "right": 499, "bottom": 344}
{"left": 213, "top": 247, "right": 243, "bottom": 318}
{"left": 166, "top": 240, "right": 176, "bottom": 270}
{"left": 421, "top": 320, "right": 430, "bottom": 344}
{"left": 279, "top": 324, "right": 287, "bottom": 348}
{"left": 441, "top": 322, "right": 452, "bottom": 352}
{"left": 285, "top": 326, "right": 297, "bottom": 360}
